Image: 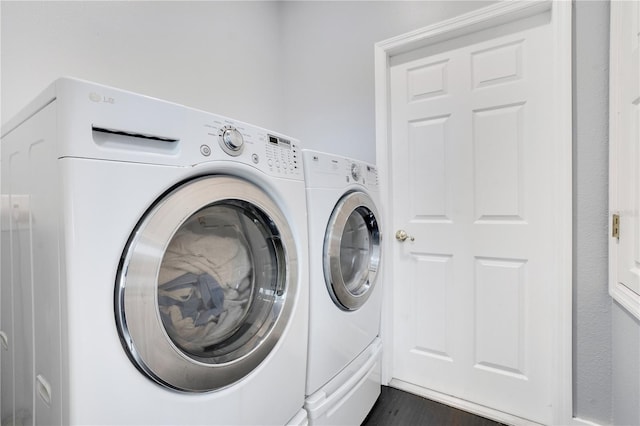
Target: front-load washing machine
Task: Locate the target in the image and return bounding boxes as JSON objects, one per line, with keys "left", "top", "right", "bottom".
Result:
{"left": 302, "top": 150, "right": 383, "bottom": 426}
{"left": 0, "top": 78, "right": 309, "bottom": 425}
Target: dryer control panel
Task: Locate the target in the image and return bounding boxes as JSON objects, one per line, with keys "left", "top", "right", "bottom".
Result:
{"left": 345, "top": 160, "right": 378, "bottom": 189}
{"left": 303, "top": 150, "right": 379, "bottom": 191}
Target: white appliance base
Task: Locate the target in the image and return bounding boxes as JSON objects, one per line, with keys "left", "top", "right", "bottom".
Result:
{"left": 305, "top": 338, "right": 382, "bottom": 426}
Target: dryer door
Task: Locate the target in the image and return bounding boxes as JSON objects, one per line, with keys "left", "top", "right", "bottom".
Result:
{"left": 115, "top": 176, "right": 298, "bottom": 392}
{"left": 323, "top": 191, "right": 381, "bottom": 311}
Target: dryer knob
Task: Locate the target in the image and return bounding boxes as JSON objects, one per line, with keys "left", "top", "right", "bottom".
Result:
{"left": 351, "top": 163, "right": 361, "bottom": 181}
{"left": 220, "top": 126, "right": 244, "bottom": 155}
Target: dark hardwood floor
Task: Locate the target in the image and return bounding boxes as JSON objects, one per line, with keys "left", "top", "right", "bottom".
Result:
{"left": 362, "top": 386, "right": 508, "bottom": 426}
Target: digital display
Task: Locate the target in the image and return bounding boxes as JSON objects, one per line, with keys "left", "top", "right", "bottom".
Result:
{"left": 268, "top": 134, "right": 292, "bottom": 149}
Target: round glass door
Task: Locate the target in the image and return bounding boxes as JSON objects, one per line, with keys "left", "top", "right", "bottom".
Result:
{"left": 115, "top": 175, "right": 297, "bottom": 392}
{"left": 323, "top": 191, "right": 381, "bottom": 311}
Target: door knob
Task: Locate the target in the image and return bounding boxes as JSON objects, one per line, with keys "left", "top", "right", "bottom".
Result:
{"left": 395, "top": 229, "right": 414, "bottom": 242}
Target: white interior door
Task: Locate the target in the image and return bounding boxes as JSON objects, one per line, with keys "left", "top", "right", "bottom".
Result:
{"left": 388, "top": 11, "right": 561, "bottom": 425}
{"left": 610, "top": 0, "right": 640, "bottom": 318}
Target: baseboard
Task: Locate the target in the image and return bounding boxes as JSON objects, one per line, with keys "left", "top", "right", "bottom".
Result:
{"left": 571, "top": 417, "right": 603, "bottom": 426}
{"left": 388, "top": 379, "right": 543, "bottom": 426}
{"left": 387, "top": 380, "right": 605, "bottom": 426}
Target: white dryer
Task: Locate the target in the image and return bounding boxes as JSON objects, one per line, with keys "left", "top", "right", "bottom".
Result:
{"left": 302, "top": 150, "right": 383, "bottom": 426}
{"left": 0, "top": 78, "right": 309, "bottom": 425}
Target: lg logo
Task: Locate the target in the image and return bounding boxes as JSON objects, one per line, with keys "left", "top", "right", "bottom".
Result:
{"left": 89, "top": 92, "right": 115, "bottom": 104}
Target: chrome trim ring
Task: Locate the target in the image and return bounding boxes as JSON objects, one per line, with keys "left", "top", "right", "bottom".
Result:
{"left": 323, "top": 191, "right": 381, "bottom": 311}
{"left": 115, "top": 175, "right": 297, "bottom": 392}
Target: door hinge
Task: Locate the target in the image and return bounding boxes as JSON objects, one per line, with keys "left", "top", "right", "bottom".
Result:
{"left": 612, "top": 213, "right": 620, "bottom": 239}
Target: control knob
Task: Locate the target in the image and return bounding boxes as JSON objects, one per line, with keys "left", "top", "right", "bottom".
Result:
{"left": 351, "top": 163, "right": 361, "bottom": 181}
{"left": 219, "top": 126, "right": 244, "bottom": 156}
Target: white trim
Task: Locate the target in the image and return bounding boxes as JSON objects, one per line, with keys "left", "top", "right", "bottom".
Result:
{"left": 389, "top": 379, "right": 543, "bottom": 426}
{"left": 375, "top": 0, "right": 573, "bottom": 423}
{"left": 376, "top": 0, "right": 551, "bottom": 57}
{"left": 389, "top": 379, "right": 603, "bottom": 426}
{"left": 608, "top": 0, "right": 640, "bottom": 320}
{"left": 572, "top": 417, "right": 604, "bottom": 426}
{"left": 549, "top": 2, "right": 575, "bottom": 424}
{"left": 611, "top": 281, "right": 640, "bottom": 319}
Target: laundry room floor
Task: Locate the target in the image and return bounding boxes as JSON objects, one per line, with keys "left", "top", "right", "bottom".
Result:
{"left": 361, "top": 386, "right": 508, "bottom": 426}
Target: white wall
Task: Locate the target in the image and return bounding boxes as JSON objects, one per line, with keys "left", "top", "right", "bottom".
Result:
{"left": 1, "top": 0, "right": 492, "bottom": 155}
{"left": 1, "top": 1, "right": 638, "bottom": 425}
{"left": 612, "top": 304, "right": 640, "bottom": 425}
{"left": 573, "top": 0, "right": 613, "bottom": 422}
{"left": 1, "top": 1, "right": 284, "bottom": 131}
{"left": 279, "top": 1, "right": 494, "bottom": 164}
{"left": 574, "top": 2, "right": 640, "bottom": 425}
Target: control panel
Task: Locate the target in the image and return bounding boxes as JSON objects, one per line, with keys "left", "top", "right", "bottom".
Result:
{"left": 346, "top": 160, "right": 378, "bottom": 188}
{"left": 265, "top": 134, "right": 300, "bottom": 176}
{"left": 364, "top": 163, "right": 379, "bottom": 188}
{"left": 303, "top": 150, "right": 378, "bottom": 190}
{"left": 201, "top": 117, "right": 302, "bottom": 179}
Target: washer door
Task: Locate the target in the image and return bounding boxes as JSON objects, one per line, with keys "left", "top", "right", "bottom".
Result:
{"left": 323, "top": 191, "right": 381, "bottom": 311}
{"left": 115, "top": 176, "right": 297, "bottom": 392}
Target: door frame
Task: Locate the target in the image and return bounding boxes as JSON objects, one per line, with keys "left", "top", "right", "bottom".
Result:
{"left": 374, "top": 1, "right": 573, "bottom": 424}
